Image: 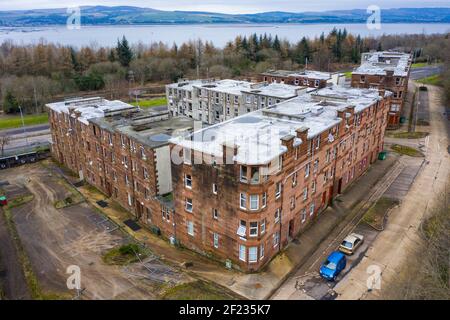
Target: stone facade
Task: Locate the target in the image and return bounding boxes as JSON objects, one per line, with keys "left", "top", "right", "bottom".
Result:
{"left": 171, "top": 87, "right": 390, "bottom": 271}
{"left": 351, "top": 51, "right": 412, "bottom": 128}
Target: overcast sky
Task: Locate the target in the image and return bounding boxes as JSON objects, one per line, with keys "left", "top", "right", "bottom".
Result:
{"left": 1, "top": 0, "right": 449, "bottom": 13}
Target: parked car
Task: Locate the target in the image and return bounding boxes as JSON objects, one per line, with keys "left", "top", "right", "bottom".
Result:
{"left": 339, "top": 233, "right": 364, "bottom": 255}
{"left": 320, "top": 251, "right": 346, "bottom": 281}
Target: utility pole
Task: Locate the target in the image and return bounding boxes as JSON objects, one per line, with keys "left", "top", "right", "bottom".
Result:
{"left": 305, "top": 57, "right": 308, "bottom": 70}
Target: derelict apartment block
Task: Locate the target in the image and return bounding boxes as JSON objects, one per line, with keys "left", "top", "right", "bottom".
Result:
{"left": 351, "top": 51, "right": 412, "bottom": 128}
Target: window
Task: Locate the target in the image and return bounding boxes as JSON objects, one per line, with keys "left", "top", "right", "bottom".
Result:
{"left": 262, "top": 192, "right": 267, "bottom": 208}
{"left": 185, "top": 174, "right": 192, "bottom": 188}
{"left": 213, "top": 208, "right": 218, "bottom": 220}
{"left": 305, "top": 163, "right": 310, "bottom": 178}
{"left": 125, "top": 174, "right": 129, "bottom": 185}
{"left": 240, "top": 193, "right": 247, "bottom": 209}
{"left": 250, "top": 195, "right": 259, "bottom": 210}
{"left": 249, "top": 247, "right": 258, "bottom": 263}
{"left": 144, "top": 188, "right": 150, "bottom": 200}
{"left": 303, "top": 187, "right": 308, "bottom": 200}
{"left": 240, "top": 165, "right": 248, "bottom": 182}
{"left": 395, "top": 77, "right": 401, "bottom": 85}
{"left": 315, "top": 136, "right": 320, "bottom": 149}
{"left": 239, "top": 245, "right": 246, "bottom": 262}
{"left": 314, "top": 80, "right": 320, "bottom": 87}
{"left": 187, "top": 221, "right": 194, "bottom": 236}
{"left": 292, "top": 172, "right": 298, "bottom": 187}
{"left": 390, "top": 104, "right": 400, "bottom": 112}
{"left": 290, "top": 196, "right": 295, "bottom": 209}
{"left": 360, "top": 75, "right": 366, "bottom": 83}
{"left": 310, "top": 203, "right": 315, "bottom": 216}
{"left": 249, "top": 222, "right": 258, "bottom": 237}
{"left": 250, "top": 167, "right": 260, "bottom": 184}
{"left": 260, "top": 218, "right": 266, "bottom": 235}
{"left": 127, "top": 193, "right": 132, "bottom": 206}
{"left": 312, "top": 180, "right": 316, "bottom": 194}
{"left": 143, "top": 168, "right": 149, "bottom": 180}
{"left": 275, "top": 182, "right": 282, "bottom": 199}
{"left": 212, "top": 183, "right": 218, "bottom": 194}
{"left": 183, "top": 147, "right": 191, "bottom": 164}
{"left": 275, "top": 208, "right": 281, "bottom": 223}
{"left": 185, "top": 198, "right": 193, "bottom": 212}
{"left": 273, "top": 232, "right": 280, "bottom": 247}
{"left": 213, "top": 233, "right": 219, "bottom": 248}
{"left": 260, "top": 243, "right": 265, "bottom": 259}
{"left": 313, "top": 159, "right": 319, "bottom": 173}
{"left": 140, "top": 147, "right": 147, "bottom": 160}
{"left": 301, "top": 209, "right": 306, "bottom": 223}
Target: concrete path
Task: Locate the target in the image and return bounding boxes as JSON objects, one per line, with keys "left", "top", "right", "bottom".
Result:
{"left": 334, "top": 84, "right": 450, "bottom": 300}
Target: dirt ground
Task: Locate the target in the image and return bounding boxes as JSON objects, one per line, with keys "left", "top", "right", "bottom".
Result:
{"left": 0, "top": 163, "right": 190, "bottom": 300}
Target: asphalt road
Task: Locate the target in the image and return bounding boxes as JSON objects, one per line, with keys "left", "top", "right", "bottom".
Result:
{"left": 1, "top": 124, "right": 50, "bottom": 136}
{"left": 410, "top": 65, "right": 443, "bottom": 80}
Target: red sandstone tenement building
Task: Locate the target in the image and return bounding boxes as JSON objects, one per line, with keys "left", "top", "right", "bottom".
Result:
{"left": 258, "top": 70, "right": 334, "bottom": 89}
{"left": 47, "top": 54, "right": 401, "bottom": 272}
{"left": 351, "top": 51, "right": 412, "bottom": 128}
{"left": 46, "top": 97, "right": 195, "bottom": 237}
{"left": 170, "top": 85, "right": 391, "bottom": 271}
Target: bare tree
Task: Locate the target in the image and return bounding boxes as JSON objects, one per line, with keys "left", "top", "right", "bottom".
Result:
{"left": 0, "top": 134, "right": 11, "bottom": 156}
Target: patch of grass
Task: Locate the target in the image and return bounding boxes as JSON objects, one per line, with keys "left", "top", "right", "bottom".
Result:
{"left": 7, "top": 194, "right": 34, "bottom": 208}
{"left": 417, "top": 74, "right": 442, "bottom": 86}
{"left": 161, "top": 280, "right": 240, "bottom": 300}
{"left": 130, "top": 97, "right": 167, "bottom": 108}
{"left": 0, "top": 113, "right": 48, "bottom": 130}
{"left": 386, "top": 131, "right": 429, "bottom": 139}
{"left": 343, "top": 71, "right": 352, "bottom": 78}
{"left": 363, "top": 197, "right": 400, "bottom": 230}
{"left": 390, "top": 144, "right": 424, "bottom": 157}
{"left": 53, "top": 179, "right": 84, "bottom": 209}
{"left": 411, "top": 62, "right": 428, "bottom": 69}
{"left": 102, "top": 243, "right": 148, "bottom": 265}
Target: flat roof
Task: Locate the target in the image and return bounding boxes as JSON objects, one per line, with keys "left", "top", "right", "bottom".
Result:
{"left": 241, "top": 83, "right": 306, "bottom": 99}
{"left": 90, "top": 110, "right": 195, "bottom": 149}
{"left": 45, "top": 97, "right": 137, "bottom": 125}
{"left": 353, "top": 51, "right": 411, "bottom": 77}
{"left": 171, "top": 85, "right": 383, "bottom": 165}
{"left": 261, "top": 69, "right": 332, "bottom": 80}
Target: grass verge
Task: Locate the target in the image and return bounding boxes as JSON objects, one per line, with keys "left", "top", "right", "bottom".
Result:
{"left": 416, "top": 74, "right": 442, "bottom": 86}
{"left": 0, "top": 113, "right": 48, "bottom": 130}
{"left": 102, "top": 243, "right": 148, "bottom": 265}
{"left": 390, "top": 144, "right": 424, "bottom": 157}
{"left": 161, "top": 280, "right": 240, "bottom": 300}
{"left": 362, "top": 197, "right": 400, "bottom": 230}
{"left": 53, "top": 179, "right": 84, "bottom": 209}
{"left": 386, "top": 131, "right": 429, "bottom": 139}
{"left": 2, "top": 195, "right": 70, "bottom": 299}
{"left": 130, "top": 97, "right": 167, "bottom": 108}
{"left": 343, "top": 71, "right": 352, "bottom": 78}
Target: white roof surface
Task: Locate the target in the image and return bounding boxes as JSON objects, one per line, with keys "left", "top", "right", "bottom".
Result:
{"left": 241, "top": 83, "right": 304, "bottom": 99}
{"left": 353, "top": 51, "right": 411, "bottom": 77}
{"left": 46, "top": 97, "right": 137, "bottom": 125}
{"left": 171, "top": 85, "right": 383, "bottom": 165}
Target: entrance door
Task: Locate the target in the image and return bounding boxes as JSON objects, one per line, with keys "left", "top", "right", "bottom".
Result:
{"left": 288, "top": 219, "right": 295, "bottom": 239}
{"left": 338, "top": 178, "right": 343, "bottom": 194}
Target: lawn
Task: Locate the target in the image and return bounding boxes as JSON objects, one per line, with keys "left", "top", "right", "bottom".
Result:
{"left": 343, "top": 71, "right": 352, "bottom": 78}
{"left": 386, "top": 131, "right": 429, "bottom": 139}
{"left": 102, "top": 243, "right": 148, "bottom": 265}
{"left": 390, "top": 144, "right": 424, "bottom": 157}
{"left": 416, "top": 74, "right": 442, "bottom": 86}
{"left": 130, "top": 97, "right": 167, "bottom": 108}
{"left": 411, "top": 62, "right": 428, "bottom": 69}
{"left": 0, "top": 113, "right": 49, "bottom": 130}
{"left": 161, "top": 280, "right": 240, "bottom": 300}
{"left": 363, "top": 197, "right": 400, "bottom": 230}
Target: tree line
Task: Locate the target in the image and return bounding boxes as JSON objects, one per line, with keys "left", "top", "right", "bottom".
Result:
{"left": 0, "top": 30, "right": 448, "bottom": 114}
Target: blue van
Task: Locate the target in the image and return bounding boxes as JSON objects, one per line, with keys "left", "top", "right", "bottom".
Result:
{"left": 319, "top": 251, "right": 346, "bottom": 281}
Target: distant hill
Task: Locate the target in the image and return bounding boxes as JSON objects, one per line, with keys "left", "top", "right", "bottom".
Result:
{"left": 0, "top": 6, "right": 449, "bottom": 26}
